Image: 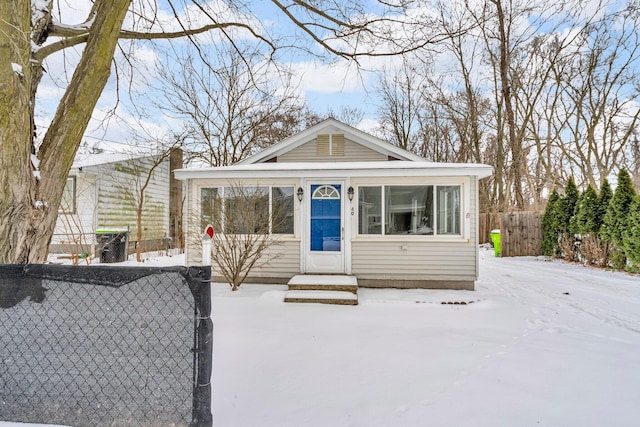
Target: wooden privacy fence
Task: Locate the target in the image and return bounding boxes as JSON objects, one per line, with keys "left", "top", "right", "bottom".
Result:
{"left": 479, "top": 212, "right": 543, "bottom": 257}
{"left": 478, "top": 213, "right": 501, "bottom": 244}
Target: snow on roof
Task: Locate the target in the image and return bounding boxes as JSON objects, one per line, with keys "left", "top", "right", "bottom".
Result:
{"left": 174, "top": 161, "right": 493, "bottom": 180}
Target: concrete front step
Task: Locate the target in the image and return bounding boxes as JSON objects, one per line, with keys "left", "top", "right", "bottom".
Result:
{"left": 284, "top": 290, "right": 358, "bottom": 306}
{"left": 285, "top": 275, "right": 359, "bottom": 305}
{"left": 287, "top": 275, "right": 358, "bottom": 294}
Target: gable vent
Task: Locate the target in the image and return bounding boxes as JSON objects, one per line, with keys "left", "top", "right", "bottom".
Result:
{"left": 316, "top": 134, "right": 344, "bottom": 156}
{"left": 316, "top": 134, "right": 330, "bottom": 156}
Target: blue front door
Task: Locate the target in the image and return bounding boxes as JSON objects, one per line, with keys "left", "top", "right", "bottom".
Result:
{"left": 305, "top": 183, "right": 345, "bottom": 273}
{"left": 310, "top": 184, "right": 342, "bottom": 252}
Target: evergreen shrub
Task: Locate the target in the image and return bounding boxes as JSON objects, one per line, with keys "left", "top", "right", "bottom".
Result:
{"left": 622, "top": 195, "right": 640, "bottom": 270}
{"left": 602, "top": 169, "right": 636, "bottom": 270}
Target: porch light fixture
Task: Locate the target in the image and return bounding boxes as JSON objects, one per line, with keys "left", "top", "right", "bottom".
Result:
{"left": 297, "top": 187, "right": 304, "bottom": 202}
{"left": 347, "top": 186, "right": 354, "bottom": 201}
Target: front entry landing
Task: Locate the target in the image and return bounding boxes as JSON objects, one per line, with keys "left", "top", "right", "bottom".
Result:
{"left": 284, "top": 275, "right": 358, "bottom": 305}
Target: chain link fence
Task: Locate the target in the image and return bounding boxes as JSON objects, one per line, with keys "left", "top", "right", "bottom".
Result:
{"left": 0, "top": 264, "right": 212, "bottom": 427}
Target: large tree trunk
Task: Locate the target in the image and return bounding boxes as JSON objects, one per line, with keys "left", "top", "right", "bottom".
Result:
{"left": 0, "top": 0, "right": 132, "bottom": 263}
{"left": 493, "top": 0, "right": 525, "bottom": 210}
{"left": 0, "top": 1, "right": 36, "bottom": 263}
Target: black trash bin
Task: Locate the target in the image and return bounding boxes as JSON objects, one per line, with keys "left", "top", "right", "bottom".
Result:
{"left": 96, "top": 229, "right": 129, "bottom": 263}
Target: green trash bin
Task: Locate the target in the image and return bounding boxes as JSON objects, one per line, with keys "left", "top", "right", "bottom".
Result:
{"left": 490, "top": 229, "right": 501, "bottom": 257}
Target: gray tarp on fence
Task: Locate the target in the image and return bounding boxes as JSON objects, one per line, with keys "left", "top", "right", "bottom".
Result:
{"left": 0, "top": 264, "right": 212, "bottom": 427}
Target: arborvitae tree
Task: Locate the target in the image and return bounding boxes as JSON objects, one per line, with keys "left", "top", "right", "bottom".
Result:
{"left": 569, "top": 191, "right": 584, "bottom": 235}
{"left": 622, "top": 195, "right": 640, "bottom": 269}
{"left": 573, "top": 185, "right": 599, "bottom": 234}
{"left": 560, "top": 177, "right": 579, "bottom": 233}
{"left": 541, "top": 190, "right": 562, "bottom": 256}
{"left": 602, "top": 169, "right": 636, "bottom": 269}
{"left": 554, "top": 177, "right": 580, "bottom": 260}
{"left": 595, "top": 179, "right": 613, "bottom": 234}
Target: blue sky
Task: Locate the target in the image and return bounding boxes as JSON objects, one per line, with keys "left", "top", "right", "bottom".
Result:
{"left": 39, "top": 0, "right": 637, "bottom": 164}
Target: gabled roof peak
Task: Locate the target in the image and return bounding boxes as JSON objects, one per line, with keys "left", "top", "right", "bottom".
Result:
{"left": 237, "top": 118, "right": 425, "bottom": 165}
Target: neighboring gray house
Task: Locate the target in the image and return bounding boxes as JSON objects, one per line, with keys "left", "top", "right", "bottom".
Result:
{"left": 175, "top": 119, "right": 492, "bottom": 290}
{"left": 52, "top": 151, "right": 183, "bottom": 257}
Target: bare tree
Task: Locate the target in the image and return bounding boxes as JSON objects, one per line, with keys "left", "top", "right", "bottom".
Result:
{"left": 473, "top": 0, "right": 639, "bottom": 209}
{"left": 158, "top": 43, "right": 306, "bottom": 166}
{"left": 1, "top": 1, "right": 131, "bottom": 264}
{"left": 550, "top": 7, "right": 640, "bottom": 188}
{"left": 1, "top": 0, "right": 446, "bottom": 263}
{"left": 373, "top": 0, "right": 639, "bottom": 214}
{"left": 323, "top": 106, "right": 366, "bottom": 128}
{"left": 376, "top": 59, "right": 424, "bottom": 152}
{"left": 373, "top": 2, "right": 497, "bottom": 208}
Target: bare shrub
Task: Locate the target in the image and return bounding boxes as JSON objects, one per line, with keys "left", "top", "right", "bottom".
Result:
{"left": 559, "top": 234, "right": 577, "bottom": 262}
{"left": 580, "top": 234, "right": 611, "bottom": 268}
{"left": 207, "top": 185, "right": 290, "bottom": 291}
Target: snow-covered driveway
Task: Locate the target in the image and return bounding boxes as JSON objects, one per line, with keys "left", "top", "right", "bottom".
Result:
{"left": 211, "top": 250, "right": 640, "bottom": 427}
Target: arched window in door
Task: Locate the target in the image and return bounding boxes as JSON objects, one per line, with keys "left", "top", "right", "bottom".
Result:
{"left": 312, "top": 185, "right": 340, "bottom": 199}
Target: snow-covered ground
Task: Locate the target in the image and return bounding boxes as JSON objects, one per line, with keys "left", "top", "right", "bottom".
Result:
{"left": 46, "top": 248, "right": 185, "bottom": 267}
{"left": 4, "top": 248, "right": 640, "bottom": 426}
{"left": 211, "top": 249, "right": 640, "bottom": 427}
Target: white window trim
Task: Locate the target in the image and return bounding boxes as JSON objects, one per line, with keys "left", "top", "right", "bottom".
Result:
{"left": 200, "top": 185, "right": 295, "bottom": 236}
{"left": 355, "top": 183, "right": 466, "bottom": 239}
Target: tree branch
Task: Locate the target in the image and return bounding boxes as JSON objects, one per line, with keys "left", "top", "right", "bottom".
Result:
{"left": 35, "top": 21, "right": 272, "bottom": 61}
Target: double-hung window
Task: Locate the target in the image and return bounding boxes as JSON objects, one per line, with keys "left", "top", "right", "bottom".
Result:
{"left": 358, "top": 185, "right": 461, "bottom": 236}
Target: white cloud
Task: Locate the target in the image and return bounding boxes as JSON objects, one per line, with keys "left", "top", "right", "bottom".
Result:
{"left": 355, "top": 118, "right": 382, "bottom": 134}
{"left": 291, "top": 60, "right": 368, "bottom": 95}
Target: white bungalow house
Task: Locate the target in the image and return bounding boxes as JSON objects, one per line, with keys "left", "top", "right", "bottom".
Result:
{"left": 51, "top": 151, "right": 183, "bottom": 258}
{"left": 175, "top": 118, "right": 492, "bottom": 290}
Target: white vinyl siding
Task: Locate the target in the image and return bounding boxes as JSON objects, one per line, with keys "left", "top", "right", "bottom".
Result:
{"left": 96, "top": 157, "right": 170, "bottom": 242}
{"left": 232, "top": 240, "right": 300, "bottom": 278}
{"left": 279, "top": 137, "right": 386, "bottom": 162}
{"left": 52, "top": 173, "right": 98, "bottom": 250}
{"left": 470, "top": 176, "right": 477, "bottom": 242}
{"left": 351, "top": 240, "right": 477, "bottom": 281}
{"left": 188, "top": 231, "right": 300, "bottom": 277}
{"left": 52, "top": 155, "right": 171, "bottom": 253}
{"left": 185, "top": 179, "right": 201, "bottom": 266}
